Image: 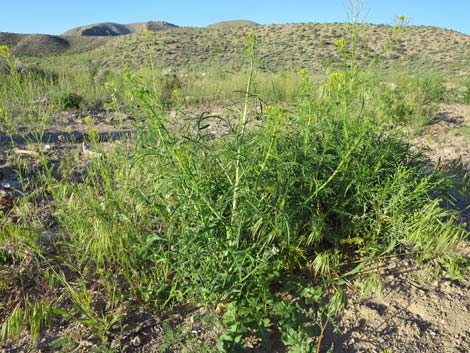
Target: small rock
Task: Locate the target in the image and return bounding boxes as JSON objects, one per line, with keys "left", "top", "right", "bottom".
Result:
{"left": 13, "top": 148, "right": 39, "bottom": 158}
{"left": 131, "top": 336, "right": 141, "bottom": 347}
{"left": 1, "top": 179, "right": 21, "bottom": 189}
{"left": 41, "top": 231, "right": 53, "bottom": 241}
{"left": 441, "top": 280, "right": 452, "bottom": 288}
{"left": 0, "top": 189, "right": 13, "bottom": 210}
{"left": 110, "top": 339, "right": 120, "bottom": 349}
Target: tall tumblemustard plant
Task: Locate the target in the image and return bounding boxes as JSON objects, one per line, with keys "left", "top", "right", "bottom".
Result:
{"left": 142, "top": 29, "right": 160, "bottom": 98}
{"left": 0, "top": 45, "right": 31, "bottom": 133}
{"left": 345, "top": 0, "right": 364, "bottom": 70}
{"left": 228, "top": 34, "right": 257, "bottom": 246}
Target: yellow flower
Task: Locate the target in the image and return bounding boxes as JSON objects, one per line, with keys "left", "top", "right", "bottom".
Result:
{"left": 264, "top": 105, "right": 283, "bottom": 116}
{"left": 89, "top": 127, "right": 98, "bottom": 142}
{"left": 0, "top": 45, "right": 9, "bottom": 57}
{"left": 328, "top": 72, "right": 346, "bottom": 84}
{"left": 326, "top": 71, "right": 347, "bottom": 93}
{"left": 84, "top": 115, "right": 93, "bottom": 124}
{"left": 335, "top": 38, "right": 346, "bottom": 52}
{"left": 396, "top": 14, "right": 409, "bottom": 26}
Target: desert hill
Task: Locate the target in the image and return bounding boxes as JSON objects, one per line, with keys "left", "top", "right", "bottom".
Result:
{"left": 208, "top": 20, "right": 259, "bottom": 28}
{"left": 90, "top": 22, "right": 470, "bottom": 74}
{"left": 1, "top": 22, "right": 469, "bottom": 75}
{"left": 62, "top": 21, "right": 178, "bottom": 36}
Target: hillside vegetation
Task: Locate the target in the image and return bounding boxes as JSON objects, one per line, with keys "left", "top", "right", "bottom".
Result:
{"left": 208, "top": 20, "right": 259, "bottom": 28}
{"left": 0, "top": 32, "right": 26, "bottom": 48}
{"left": 2, "top": 22, "right": 470, "bottom": 74}
{"left": 94, "top": 23, "right": 470, "bottom": 73}
{"left": 14, "top": 35, "right": 70, "bottom": 56}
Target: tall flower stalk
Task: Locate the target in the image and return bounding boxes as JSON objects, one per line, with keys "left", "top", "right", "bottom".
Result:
{"left": 228, "top": 35, "right": 257, "bottom": 246}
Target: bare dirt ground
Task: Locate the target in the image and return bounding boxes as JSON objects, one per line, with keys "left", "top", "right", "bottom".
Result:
{"left": 413, "top": 103, "right": 470, "bottom": 170}
{"left": 324, "top": 246, "right": 470, "bottom": 353}
{"left": 1, "top": 104, "right": 469, "bottom": 352}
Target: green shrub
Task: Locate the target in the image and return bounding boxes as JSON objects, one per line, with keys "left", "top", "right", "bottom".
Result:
{"left": 463, "top": 80, "right": 470, "bottom": 104}
{"left": 54, "top": 59, "right": 460, "bottom": 350}
{"left": 418, "top": 72, "right": 445, "bottom": 102}
{"left": 54, "top": 91, "right": 84, "bottom": 110}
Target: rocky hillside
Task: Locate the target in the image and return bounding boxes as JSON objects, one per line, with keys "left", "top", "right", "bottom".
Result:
{"left": 62, "top": 21, "right": 178, "bottom": 36}
{"left": 13, "top": 34, "right": 70, "bottom": 56}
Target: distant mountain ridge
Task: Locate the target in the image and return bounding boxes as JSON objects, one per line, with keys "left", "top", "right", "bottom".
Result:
{"left": 62, "top": 21, "right": 178, "bottom": 36}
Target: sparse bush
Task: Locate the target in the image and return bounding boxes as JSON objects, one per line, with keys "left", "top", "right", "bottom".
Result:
{"left": 463, "top": 80, "right": 470, "bottom": 104}
{"left": 160, "top": 72, "right": 182, "bottom": 106}
{"left": 418, "top": 72, "right": 445, "bottom": 102}
{"left": 13, "top": 59, "right": 58, "bottom": 82}
{"left": 54, "top": 91, "right": 84, "bottom": 110}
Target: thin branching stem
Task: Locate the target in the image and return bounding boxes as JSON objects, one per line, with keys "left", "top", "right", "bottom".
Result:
{"left": 229, "top": 35, "right": 256, "bottom": 244}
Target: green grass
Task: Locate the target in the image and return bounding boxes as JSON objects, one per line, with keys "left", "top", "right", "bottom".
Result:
{"left": 0, "top": 24, "right": 469, "bottom": 352}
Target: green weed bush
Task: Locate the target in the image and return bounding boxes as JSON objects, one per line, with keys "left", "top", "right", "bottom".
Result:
{"left": 39, "top": 59, "right": 465, "bottom": 351}
{"left": 54, "top": 91, "right": 84, "bottom": 110}
{"left": 463, "top": 79, "right": 470, "bottom": 104}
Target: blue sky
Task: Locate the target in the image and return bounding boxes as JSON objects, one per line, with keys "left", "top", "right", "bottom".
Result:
{"left": 3, "top": 0, "right": 470, "bottom": 35}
